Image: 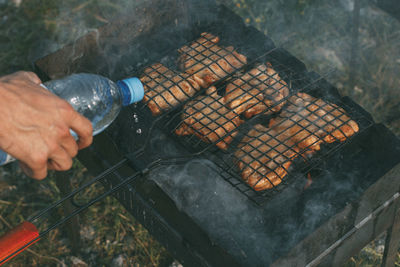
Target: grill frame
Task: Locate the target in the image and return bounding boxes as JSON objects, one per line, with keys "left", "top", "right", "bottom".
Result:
{"left": 35, "top": 1, "right": 400, "bottom": 266}
{"left": 63, "top": 18, "right": 374, "bottom": 204}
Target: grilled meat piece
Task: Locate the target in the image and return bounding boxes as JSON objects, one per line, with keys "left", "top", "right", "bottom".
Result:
{"left": 175, "top": 87, "right": 244, "bottom": 150}
{"left": 140, "top": 63, "right": 203, "bottom": 116}
{"left": 235, "top": 93, "right": 359, "bottom": 191}
{"left": 178, "top": 32, "right": 247, "bottom": 88}
{"left": 224, "top": 63, "right": 289, "bottom": 118}
{"left": 269, "top": 92, "right": 359, "bottom": 153}
{"left": 235, "top": 124, "right": 299, "bottom": 191}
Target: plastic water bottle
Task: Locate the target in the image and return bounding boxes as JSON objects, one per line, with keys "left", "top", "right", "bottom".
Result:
{"left": 0, "top": 73, "right": 144, "bottom": 166}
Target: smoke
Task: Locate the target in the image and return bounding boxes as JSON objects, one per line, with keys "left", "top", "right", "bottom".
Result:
{"left": 147, "top": 159, "right": 312, "bottom": 265}
{"left": 144, "top": 127, "right": 383, "bottom": 266}
{"left": 149, "top": 159, "right": 277, "bottom": 265}
{"left": 27, "top": 0, "right": 148, "bottom": 70}
{"left": 223, "top": 0, "right": 400, "bottom": 135}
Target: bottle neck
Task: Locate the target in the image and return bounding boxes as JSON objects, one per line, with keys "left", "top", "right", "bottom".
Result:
{"left": 117, "top": 77, "right": 144, "bottom": 106}
{"left": 116, "top": 81, "right": 132, "bottom": 106}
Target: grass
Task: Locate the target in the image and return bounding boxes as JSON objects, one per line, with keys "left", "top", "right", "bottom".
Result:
{"left": 0, "top": 160, "right": 172, "bottom": 266}
{"left": 0, "top": 0, "right": 171, "bottom": 266}
{"left": 0, "top": 0, "right": 399, "bottom": 266}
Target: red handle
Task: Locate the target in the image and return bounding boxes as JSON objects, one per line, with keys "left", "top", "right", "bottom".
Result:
{"left": 0, "top": 221, "right": 40, "bottom": 265}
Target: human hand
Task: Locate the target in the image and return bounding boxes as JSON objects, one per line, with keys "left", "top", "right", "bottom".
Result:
{"left": 0, "top": 71, "right": 93, "bottom": 179}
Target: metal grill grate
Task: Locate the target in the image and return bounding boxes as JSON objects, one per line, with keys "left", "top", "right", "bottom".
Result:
{"left": 139, "top": 32, "right": 247, "bottom": 116}
{"left": 230, "top": 93, "right": 362, "bottom": 191}
{"left": 120, "top": 31, "right": 373, "bottom": 204}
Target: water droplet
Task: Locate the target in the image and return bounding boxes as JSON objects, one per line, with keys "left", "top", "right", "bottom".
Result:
{"left": 136, "top": 129, "right": 142, "bottom": 134}
{"left": 133, "top": 113, "right": 139, "bottom": 123}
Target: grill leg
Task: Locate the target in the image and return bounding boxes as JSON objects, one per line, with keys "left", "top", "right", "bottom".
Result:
{"left": 55, "top": 170, "right": 81, "bottom": 254}
{"left": 381, "top": 200, "right": 400, "bottom": 267}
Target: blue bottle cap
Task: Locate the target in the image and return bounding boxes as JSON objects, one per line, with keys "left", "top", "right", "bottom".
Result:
{"left": 0, "top": 150, "right": 15, "bottom": 165}
{"left": 0, "top": 150, "right": 7, "bottom": 165}
{"left": 117, "top": 77, "right": 144, "bottom": 106}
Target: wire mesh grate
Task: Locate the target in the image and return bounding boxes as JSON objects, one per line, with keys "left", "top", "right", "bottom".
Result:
{"left": 121, "top": 30, "right": 373, "bottom": 204}
{"left": 231, "top": 92, "right": 362, "bottom": 192}
{"left": 139, "top": 32, "right": 248, "bottom": 116}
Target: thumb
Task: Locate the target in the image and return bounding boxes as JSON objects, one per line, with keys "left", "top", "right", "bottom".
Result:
{"left": 12, "top": 71, "right": 42, "bottom": 85}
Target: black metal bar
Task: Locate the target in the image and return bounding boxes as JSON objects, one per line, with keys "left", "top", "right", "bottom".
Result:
{"left": 28, "top": 158, "right": 127, "bottom": 222}
{"left": 0, "top": 166, "right": 141, "bottom": 265}
{"left": 381, "top": 199, "right": 400, "bottom": 267}
{"left": 54, "top": 170, "right": 81, "bottom": 254}
{"left": 305, "top": 192, "right": 400, "bottom": 267}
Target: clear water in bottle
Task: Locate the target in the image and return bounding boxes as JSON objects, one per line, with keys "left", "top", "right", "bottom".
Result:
{"left": 0, "top": 73, "right": 144, "bottom": 165}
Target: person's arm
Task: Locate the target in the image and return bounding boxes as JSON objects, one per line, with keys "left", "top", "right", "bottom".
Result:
{"left": 0, "top": 71, "right": 93, "bottom": 179}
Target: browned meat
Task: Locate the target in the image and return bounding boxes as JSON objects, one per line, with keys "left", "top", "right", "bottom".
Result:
{"left": 140, "top": 63, "right": 203, "bottom": 116}
{"left": 178, "top": 32, "right": 247, "bottom": 88}
{"left": 224, "top": 63, "right": 289, "bottom": 118}
{"left": 269, "top": 92, "right": 360, "bottom": 153}
{"left": 175, "top": 87, "right": 244, "bottom": 150}
{"left": 235, "top": 124, "right": 299, "bottom": 191}
{"left": 235, "top": 93, "right": 359, "bottom": 191}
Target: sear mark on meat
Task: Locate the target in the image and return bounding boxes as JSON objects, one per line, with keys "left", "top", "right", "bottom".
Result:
{"left": 140, "top": 63, "right": 203, "bottom": 116}
{"left": 235, "top": 124, "right": 299, "bottom": 191}
{"left": 269, "top": 92, "right": 359, "bottom": 154}
{"left": 178, "top": 32, "right": 247, "bottom": 88}
{"left": 224, "top": 62, "right": 289, "bottom": 118}
{"left": 235, "top": 92, "right": 359, "bottom": 191}
{"left": 175, "top": 86, "right": 244, "bottom": 150}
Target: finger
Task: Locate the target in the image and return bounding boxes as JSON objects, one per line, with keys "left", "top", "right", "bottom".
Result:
{"left": 23, "top": 71, "right": 42, "bottom": 85}
{"left": 60, "top": 134, "right": 79, "bottom": 158}
{"left": 12, "top": 71, "right": 42, "bottom": 85}
{"left": 47, "top": 147, "right": 73, "bottom": 171}
{"left": 19, "top": 161, "right": 48, "bottom": 180}
{"left": 67, "top": 111, "right": 93, "bottom": 149}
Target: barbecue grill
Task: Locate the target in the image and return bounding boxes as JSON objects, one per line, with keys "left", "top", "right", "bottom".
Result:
{"left": 32, "top": 0, "right": 400, "bottom": 266}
